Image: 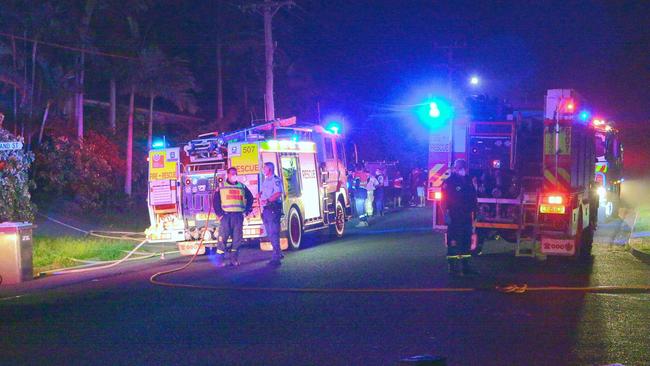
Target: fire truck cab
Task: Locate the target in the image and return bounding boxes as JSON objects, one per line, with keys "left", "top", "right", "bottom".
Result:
{"left": 146, "top": 118, "right": 351, "bottom": 255}
{"left": 428, "top": 89, "right": 598, "bottom": 259}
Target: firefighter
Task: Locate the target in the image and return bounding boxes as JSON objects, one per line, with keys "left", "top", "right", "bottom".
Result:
{"left": 441, "top": 159, "right": 479, "bottom": 276}
{"left": 213, "top": 167, "right": 254, "bottom": 267}
{"left": 260, "top": 162, "right": 284, "bottom": 266}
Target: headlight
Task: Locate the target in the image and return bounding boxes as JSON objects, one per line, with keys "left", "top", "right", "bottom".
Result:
{"left": 597, "top": 186, "right": 606, "bottom": 197}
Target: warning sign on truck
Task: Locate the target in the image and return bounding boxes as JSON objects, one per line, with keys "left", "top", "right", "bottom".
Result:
{"left": 149, "top": 149, "right": 179, "bottom": 180}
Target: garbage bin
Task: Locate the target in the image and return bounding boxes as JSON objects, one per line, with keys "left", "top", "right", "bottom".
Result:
{"left": 0, "top": 222, "right": 34, "bottom": 285}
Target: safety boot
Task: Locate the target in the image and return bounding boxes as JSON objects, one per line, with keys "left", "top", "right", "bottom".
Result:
{"left": 447, "top": 260, "right": 461, "bottom": 276}
{"left": 213, "top": 253, "right": 228, "bottom": 268}
{"left": 229, "top": 251, "right": 240, "bottom": 267}
{"left": 461, "top": 258, "right": 480, "bottom": 276}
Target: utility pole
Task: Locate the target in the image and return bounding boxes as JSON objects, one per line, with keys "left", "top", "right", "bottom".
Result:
{"left": 434, "top": 41, "right": 467, "bottom": 165}
{"left": 244, "top": 0, "right": 294, "bottom": 122}
{"left": 434, "top": 41, "right": 467, "bottom": 98}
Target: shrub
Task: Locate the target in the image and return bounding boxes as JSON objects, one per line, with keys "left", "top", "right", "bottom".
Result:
{"left": 34, "top": 130, "right": 126, "bottom": 211}
{"left": 0, "top": 128, "right": 36, "bottom": 222}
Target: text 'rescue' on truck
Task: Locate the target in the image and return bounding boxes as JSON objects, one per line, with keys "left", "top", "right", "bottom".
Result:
{"left": 145, "top": 117, "right": 351, "bottom": 255}
{"left": 428, "top": 89, "right": 599, "bottom": 259}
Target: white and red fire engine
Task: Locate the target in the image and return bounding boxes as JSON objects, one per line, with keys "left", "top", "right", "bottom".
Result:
{"left": 146, "top": 117, "right": 351, "bottom": 255}
{"left": 428, "top": 89, "right": 599, "bottom": 259}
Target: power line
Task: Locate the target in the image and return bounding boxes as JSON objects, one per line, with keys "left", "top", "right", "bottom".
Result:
{"left": 0, "top": 31, "right": 136, "bottom": 60}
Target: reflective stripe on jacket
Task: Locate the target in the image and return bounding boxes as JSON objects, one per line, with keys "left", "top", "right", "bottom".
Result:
{"left": 219, "top": 181, "right": 247, "bottom": 213}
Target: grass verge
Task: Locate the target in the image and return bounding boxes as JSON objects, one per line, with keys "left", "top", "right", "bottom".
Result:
{"left": 629, "top": 239, "right": 650, "bottom": 255}
{"left": 633, "top": 207, "right": 650, "bottom": 233}
{"left": 33, "top": 236, "right": 147, "bottom": 274}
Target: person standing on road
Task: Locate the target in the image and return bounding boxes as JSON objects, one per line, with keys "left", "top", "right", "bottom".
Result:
{"left": 374, "top": 169, "right": 385, "bottom": 216}
{"left": 260, "top": 162, "right": 285, "bottom": 266}
{"left": 441, "top": 159, "right": 478, "bottom": 276}
{"left": 213, "top": 167, "right": 254, "bottom": 267}
{"left": 393, "top": 170, "right": 404, "bottom": 208}
{"left": 352, "top": 177, "right": 369, "bottom": 227}
{"left": 365, "top": 170, "right": 379, "bottom": 218}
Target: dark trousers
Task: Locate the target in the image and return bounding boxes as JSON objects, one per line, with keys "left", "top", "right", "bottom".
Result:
{"left": 447, "top": 221, "right": 472, "bottom": 260}
{"left": 262, "top": 208, "right": 282, "bottom": 260}
{"left": 217, "top": 212, "right": 244, "bottom": 255}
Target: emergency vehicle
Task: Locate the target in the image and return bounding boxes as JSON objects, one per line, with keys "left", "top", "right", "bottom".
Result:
{"left": 428, "top": 89, "right": 598, "bottom": 259}
{"left": 593, "top": 119, "right": 623, "bottom": 220}
{"left": 145, "top": 117, "right": 351, "bottom": 255}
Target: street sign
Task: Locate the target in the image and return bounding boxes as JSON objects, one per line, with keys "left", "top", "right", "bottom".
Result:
{"left": 0, "top": 142, "right": 23, "bottom": 151}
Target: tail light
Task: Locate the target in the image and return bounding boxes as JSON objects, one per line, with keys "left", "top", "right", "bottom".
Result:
{"left": 540, "top": 193, "right": 566, "bottom": 214}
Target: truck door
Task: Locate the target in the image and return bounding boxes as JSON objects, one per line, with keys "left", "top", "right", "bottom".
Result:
{"left": 298, "top": 153, "right": 321, "bottom": 220}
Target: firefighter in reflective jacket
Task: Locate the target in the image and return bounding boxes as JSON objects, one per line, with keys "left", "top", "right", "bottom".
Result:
{"left": 213, "top": 167, "right": 254, "bottom": 267}
{"left": 441, "top": 159, "right": 479, "bottom": 276}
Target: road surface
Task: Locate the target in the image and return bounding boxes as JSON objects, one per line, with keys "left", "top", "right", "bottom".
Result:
{"left": 1, "top": 208, "right": 648, "bottom": 365}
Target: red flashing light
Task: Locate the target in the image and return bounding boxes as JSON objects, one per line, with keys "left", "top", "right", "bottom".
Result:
{"left": 566, "top": 103, "right": 574, "bottom": 112}
{"left": 434, "top": 191, "right": 442, "bottom": 200}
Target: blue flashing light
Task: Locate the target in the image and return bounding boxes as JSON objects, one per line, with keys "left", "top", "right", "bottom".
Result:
{"left": 417, "top": 97, "right": 453, "bottom": 130}
{"left": 579, "top": 110, "right": 590, "bottom": 122}
{"left": 152, "top": 139, "right": 165, "bottom": 149}
{"left": 429, "top": 102, "right": 441, "bottom": 118}
{"left": 291, "top": 134, "right": 299, "bottom": 142}
{"left": 326, "top": 121, "right": 341, "bottom": 134}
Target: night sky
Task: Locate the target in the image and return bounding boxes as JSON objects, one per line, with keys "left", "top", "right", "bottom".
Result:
{"left": 131, "top": 1, "right": 650, "bottom": 173}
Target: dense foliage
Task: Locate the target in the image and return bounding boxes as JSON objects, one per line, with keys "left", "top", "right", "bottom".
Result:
{"left": 34, "top": 130, "right": 138, "bottom": 211}
{"left": 0, "top": 127, "right": 35, "bottom": 222}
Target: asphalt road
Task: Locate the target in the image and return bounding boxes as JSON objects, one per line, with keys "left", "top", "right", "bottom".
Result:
{"left": 1, "top": 208, "right": 649, "bottom": 366}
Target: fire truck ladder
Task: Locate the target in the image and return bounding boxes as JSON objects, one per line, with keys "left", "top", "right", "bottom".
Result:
{"left": 515, "top": 178, "right": 543, "bottom": 257}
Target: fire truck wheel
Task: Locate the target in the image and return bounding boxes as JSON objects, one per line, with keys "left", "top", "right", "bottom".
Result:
{"left": 288, "top": 207, "right": 303, "bottom": 250}
{"left": 580, "top": 226, "right": 594, "bottom": 260}
{"left": 330, "top": 199, "right": 346, "bottom": 238}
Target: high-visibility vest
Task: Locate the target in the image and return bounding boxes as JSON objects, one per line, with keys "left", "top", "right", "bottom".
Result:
{"left": 219, "top": 181, "right": 246, "bottom": 213}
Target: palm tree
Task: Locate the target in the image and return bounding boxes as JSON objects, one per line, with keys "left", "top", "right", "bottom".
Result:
{"left": 136, "top": 47, "right": 198, "bottom": 149}
{"left": 36, "top": 63, "right": 76, "bottom": 143}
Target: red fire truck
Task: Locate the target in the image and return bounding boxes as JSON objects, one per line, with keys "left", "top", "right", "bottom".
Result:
{"left": 428, "top": 89, "right": 598, "bottom": 259}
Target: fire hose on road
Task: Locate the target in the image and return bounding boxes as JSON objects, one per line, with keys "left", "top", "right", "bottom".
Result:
{"left": 34, "top": 208, "right": 650, "bottom": 295}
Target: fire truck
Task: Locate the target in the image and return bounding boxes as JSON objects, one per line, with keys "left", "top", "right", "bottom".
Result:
{"left": 593, "top": 119, "right": 623, "bottom": 221}
{"left": 428, "top": 89, "right": 598, "bottom": 259}
{"left": 146, "top": 117, "right": 351, "bottom": 255}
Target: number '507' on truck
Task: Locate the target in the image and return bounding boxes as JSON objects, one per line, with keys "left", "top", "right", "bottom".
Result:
{"left": 145, "top": 117, "right": 352, "bottom": 255}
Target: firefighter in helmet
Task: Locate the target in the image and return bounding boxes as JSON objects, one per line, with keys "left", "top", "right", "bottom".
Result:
{"left": 441, "top": 159, "right": 479, "bottom": 276}
{"left": 213, "top": 167, "right": 254, "bottom": 267}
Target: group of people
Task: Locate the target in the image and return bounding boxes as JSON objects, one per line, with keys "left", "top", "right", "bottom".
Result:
{"left": 349, "top": 164, "right": 429, "bottom": 226}
{"left": 211, "top": 162, "right": 285, "bottom": 267}
{"left": 209, "top": 159, "right": 479, "bottom": 277}
{"left": 349, "top": 165, "right": 385, "bottom": 227}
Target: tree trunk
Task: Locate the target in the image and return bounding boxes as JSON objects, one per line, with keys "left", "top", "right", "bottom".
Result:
{"left": 76, "top": 51, "right": 85, "bottom": 142}
{"left": 11, "top": 36, "right": 17, "bottom": 135}
{"left": 263, "top": 2, "right": 275, "bottom": 122}
{"left": 38, "top": 101, "right": 51, "bottom": 144}
{"left": 216, "top": 40, "right": 224, "bottom": 122}
{"left": 109, "top": 78, "right": 117, "bottom": 133}
{"left": 148, "top": 93, "right": 154, "bottom": 149}
{"left": 125, "top": 86, "right": 135, "bottom": 196}
{"left": 21, "top": 31, "right": 27, "bottom": 136}
{"left": 30, "top": 40, "right": 37, "bottom": 120}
